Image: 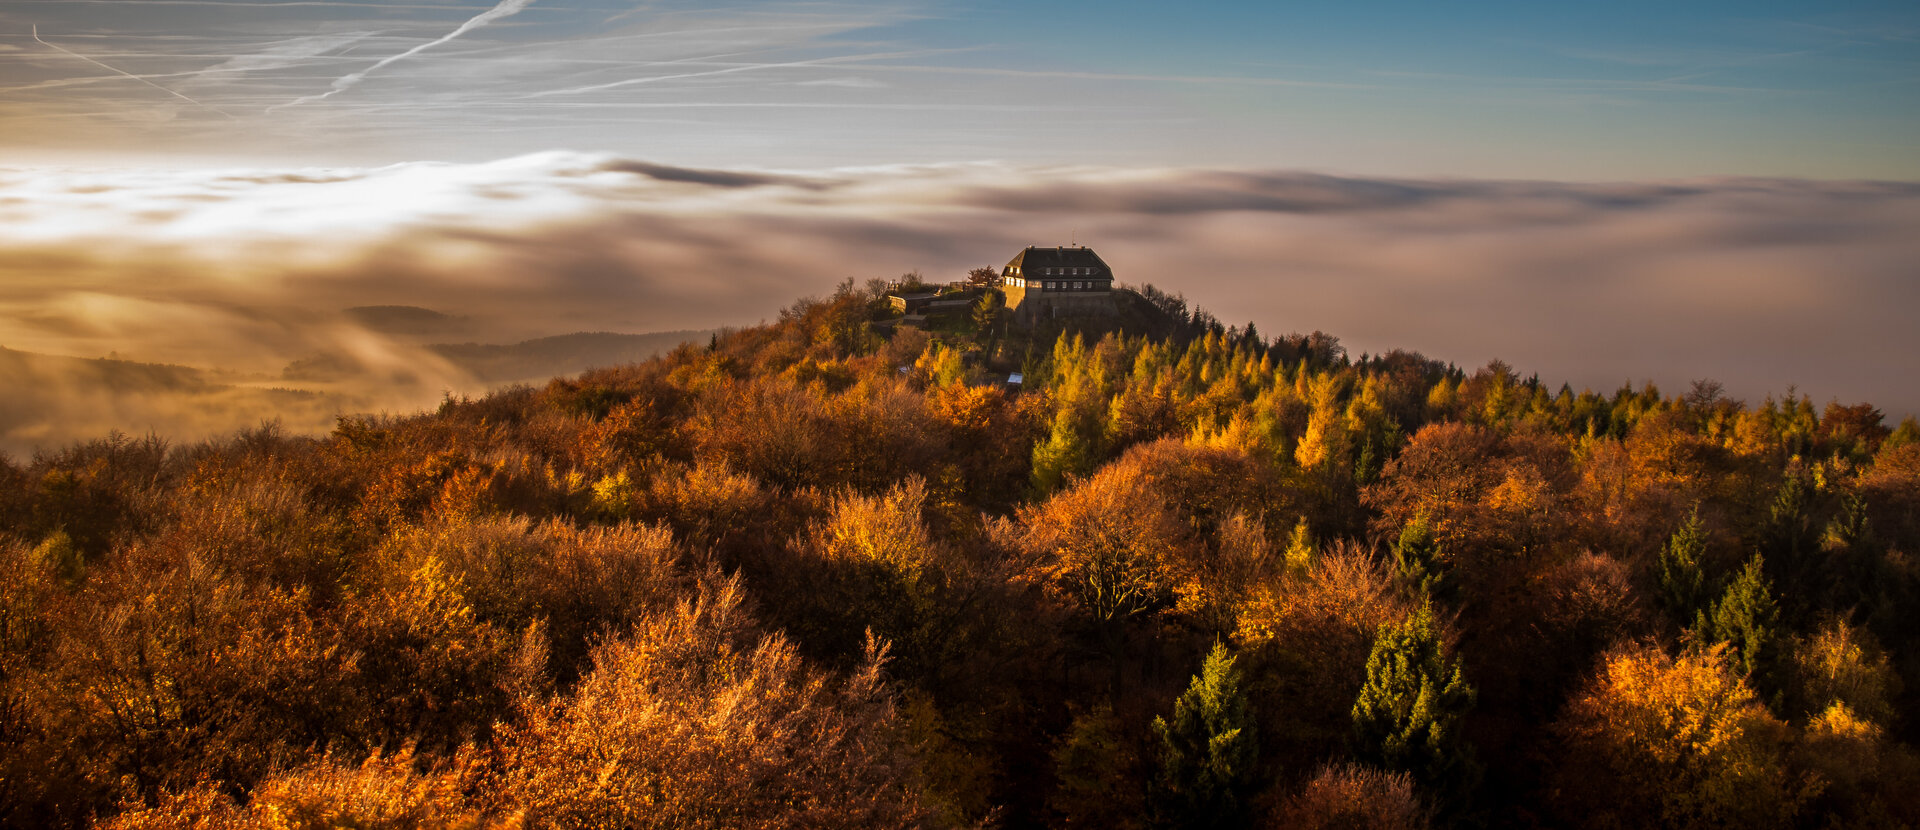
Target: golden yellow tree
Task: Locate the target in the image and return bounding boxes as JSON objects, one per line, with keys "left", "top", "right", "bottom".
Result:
{"left": 1551, "top": 643, "right": 1812, "bottom": 828}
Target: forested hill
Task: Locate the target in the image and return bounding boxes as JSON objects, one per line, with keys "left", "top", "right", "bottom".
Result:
{"left": 3, "top": 281, "right": 1918, "bottom": 829}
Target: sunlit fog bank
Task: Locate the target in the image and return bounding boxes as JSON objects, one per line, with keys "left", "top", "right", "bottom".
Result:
{"left": 3, "top": 152, "right": 1916, "bottom": 455}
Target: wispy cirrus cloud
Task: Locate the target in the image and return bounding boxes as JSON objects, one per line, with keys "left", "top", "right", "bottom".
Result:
{"left": 29, "top": 24, "right": 235, "bottom": 117}
{"left": 201, "top": 31, "right": 381, "bottom": 75}
{"left": 4, "top": 1, "right": 1918, "bottom": 176}
{"left": 516, "top": 48, "right": 958, "bottom": 99}
{"left": 0, "top": 1, "right": 972, "bottom": 163}
{"left": 271, "top": 0, "right": 537, "bottom": 110}
{"left": 0, "top": 1, "right": 1402, "bottom": 172}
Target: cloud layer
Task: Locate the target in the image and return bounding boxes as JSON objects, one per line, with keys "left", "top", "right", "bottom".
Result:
{"left": 2, "top": 152, "right": 1917, "bottom": 453}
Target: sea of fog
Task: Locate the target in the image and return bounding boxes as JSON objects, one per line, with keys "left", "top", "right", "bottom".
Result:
{"left": 2, "top": 152, "right": 1916, "bottom": 454}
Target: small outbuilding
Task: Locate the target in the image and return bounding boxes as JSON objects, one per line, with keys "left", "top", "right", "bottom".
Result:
{"left": 888, "top": 291, "right": 941, "bottom": 314}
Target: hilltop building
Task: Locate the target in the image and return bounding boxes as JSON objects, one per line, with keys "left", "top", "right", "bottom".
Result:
{"left": 1000, "top": 245, "right": 1117, "bottom": 325}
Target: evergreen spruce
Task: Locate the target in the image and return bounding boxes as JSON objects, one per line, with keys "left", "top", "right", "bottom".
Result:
{"left": 1822, "top": 491, "right": 1873, "bottom": 553}
{"left": 1764, "top": 469, "right": 1820, "bottom": 603}
{"left": 1391, "top": 514, "right": 1448, "bottom": 601}
{"left": 1352, "top": 434, "right": 1379, "bottom": 486}
{"left": 1654, "top": 507, "right": 1710, "bottom": 623}
{"left": 1820, "top": 492, "right": 1883, "bottom": 616}
{"left": 1150, "top": 643, "right": 1259, "bottom": 830}
{"left": 1697, "top": 555, "right": 1783, "bottom": 695}
{"left": 1351, "top": 600, "right": 1479, "bottom": 814}
{"left": 1030, "top": 410, "right": 1094, "bottom": 496}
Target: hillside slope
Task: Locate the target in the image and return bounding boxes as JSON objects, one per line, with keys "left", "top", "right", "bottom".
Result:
{"left": 2, "top": 283, "right": 1916, "bottom": 828}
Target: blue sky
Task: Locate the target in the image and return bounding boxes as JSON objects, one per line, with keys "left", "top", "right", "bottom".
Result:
{"left": 3, "top": 0, "right": 1916, "bottom": 177}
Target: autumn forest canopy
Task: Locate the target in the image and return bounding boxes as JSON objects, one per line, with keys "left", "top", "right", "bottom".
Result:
{"left": 3, "top": 280, "right": 1919, "bottom": 828}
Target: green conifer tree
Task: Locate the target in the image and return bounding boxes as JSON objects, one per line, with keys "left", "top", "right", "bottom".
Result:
{"left": 1150, "top": 643, "right": 1259, "bottom": 830}
{"left": 1819, "top": 492, "right": 1882, "bottom": 615}
{"left": 1765, "top": 470, "right": 1820, "bottom": 600}
{"left": 1696, "top": 555, "right": 1783, "bottom": 695}
{"left": 1654, "top": 507, "right": 1710, "bottom": 623}
{"left": 1030, "top": 410, "right": 1094, "bottom": 496}
{"left": 1821, "top": 491, "right": 1873, "bottom": 553}
{"left": 1351, "top": 600, "right": 1478, "bottom": 813}
{"left": 1391, "top": 514, "right": 1447, "bottom": 601}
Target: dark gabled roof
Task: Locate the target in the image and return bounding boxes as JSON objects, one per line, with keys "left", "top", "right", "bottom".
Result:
{"left": 1005, "top": 245, "right": 1112, "bottom": 274}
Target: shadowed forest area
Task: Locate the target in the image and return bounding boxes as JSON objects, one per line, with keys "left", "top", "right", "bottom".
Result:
{"left": 3, "top": 281, "right": 1918, "bottom": 828}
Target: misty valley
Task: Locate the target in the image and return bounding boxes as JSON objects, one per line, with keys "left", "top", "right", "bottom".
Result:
{"left": 0, "top": 307, "right": 713, "bottom": 456}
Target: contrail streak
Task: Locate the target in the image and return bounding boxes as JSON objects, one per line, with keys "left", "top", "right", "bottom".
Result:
{"left": 32, "top": 24, "right": 235, "bottom": 117}
{"left": 519, "top": 49, "right": 933, "bottom": 99}
{"left": 271, "top": 0, "right": 535, "bottom": 111}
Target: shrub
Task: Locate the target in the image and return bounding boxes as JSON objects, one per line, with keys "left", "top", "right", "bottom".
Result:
{"left": 1550, "top": 643, "right": 1812, "bottom": 828}
{"left": 489, "top": 582, "right": 944, "bottom": 829}
{"left": 1272, "top": 763, "right": 1428, "bottom": 830}
{"left": 97, "top": 748, "right": 487, "bottom": 830}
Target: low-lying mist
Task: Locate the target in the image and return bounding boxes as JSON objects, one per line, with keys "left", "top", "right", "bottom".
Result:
{"left": 3, "top": 151, "right": 1916, "bottom": 455}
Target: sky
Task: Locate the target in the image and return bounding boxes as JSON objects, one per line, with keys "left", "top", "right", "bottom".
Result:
{"left": 0, "top": 1, "right": 1917, "bottom": 450}
{"left": 2, "top": 0, "right": 1916, "bottom": 177}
